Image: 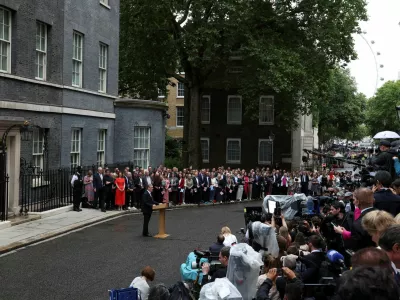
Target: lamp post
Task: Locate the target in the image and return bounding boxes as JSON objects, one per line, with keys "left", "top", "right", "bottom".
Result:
{"left": 396, "top": 106, "right": 400, "bottom": 122}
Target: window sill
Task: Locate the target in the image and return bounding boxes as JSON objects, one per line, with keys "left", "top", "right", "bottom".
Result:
{"left": 226, "top": 161, "right": 241, "bottom": 164}
{"left": 258, "top": 161, "right": 272, "bottom": 165}
{"left": 259, "top": 122, "right": 274, "bottom": 126}
{"left": 98, "top": 90, "right": 107, "bottom": 94}
{"left": 176, "top": 96, "right": 184, "bottom": 99}
{"left": 201, "top": 121, "right": 210, "bottom": 125}
{"left": 72, "top": 84, "right": 82, "bottom": 88}
{"left": 227, "top": 122, "right": 242, "bottom": 125}
{"left": 35, "top": 77, "right": 45, "bottom": 81}
{"left": 0, "top": 70, "right": 10, "bottom": 74}
{"left": 100, "top": 2, "right": 111, "bottom": 9}
{"left": 176, "top": 125, "right": 184, "bottom": 128}
{"left": 202, "top": 160, "right": 209, "bottom": 163}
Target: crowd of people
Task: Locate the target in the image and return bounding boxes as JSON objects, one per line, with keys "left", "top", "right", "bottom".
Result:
{"left": 71, "top": 164, "right": 369, "bottom": 213}
{"left": 127, "top": 167, "right": 400, "bottom": 300}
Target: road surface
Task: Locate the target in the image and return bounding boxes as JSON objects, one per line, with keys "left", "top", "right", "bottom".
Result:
{"left": 0, "top": 201, "right": 260, "bottom": 300}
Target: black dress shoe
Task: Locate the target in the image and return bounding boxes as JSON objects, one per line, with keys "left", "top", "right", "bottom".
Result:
{"left": 142, "top": 233, "right": 152, "bottom": 237}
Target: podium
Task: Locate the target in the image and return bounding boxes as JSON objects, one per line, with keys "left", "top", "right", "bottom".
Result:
{"left": 152, "top": 203, "right": 169, "bottom": 239}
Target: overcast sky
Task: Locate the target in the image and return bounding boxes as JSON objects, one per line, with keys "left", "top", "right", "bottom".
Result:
{"left": 348, "top": 0, "right": 400, "bottom": 98}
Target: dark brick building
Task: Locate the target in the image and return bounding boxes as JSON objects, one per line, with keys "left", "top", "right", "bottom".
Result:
{"left": 0, "top": 0, "right": 166, "bottom": 216}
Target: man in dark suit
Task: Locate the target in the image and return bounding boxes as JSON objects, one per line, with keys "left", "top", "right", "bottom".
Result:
{"left": 209, "top": 234, "right": 225, "bottom": 256}
{"left": 300, "top": 235, "right": 327, "bottom": 284}
{"left": 374, "top": 171, "right": 400, "bottom": 216}
{"left": 93, "top": 167, "right": 105, "bottom": 212}
{"left": 142, "top": 185, "right": 159, "bottom": 237}
{"left": 351, "top": 188, "right": 377, "bottom": 251}
{"left": 300, "top": 171, "right": 309, "bottom": 195}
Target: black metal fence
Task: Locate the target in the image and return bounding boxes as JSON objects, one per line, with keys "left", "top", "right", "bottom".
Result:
{"left": 0, "top": 174, "right": 8, "bottom": 221}
{"left": 19, "top": 161, "right": 135, "bottom": 214}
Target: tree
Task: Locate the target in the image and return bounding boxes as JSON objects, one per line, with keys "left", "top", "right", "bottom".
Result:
{"left": 365, "top": 80, "right": 400, "bottom": 135}
{"left": 313, "top": 68, "right": 366, "bottom": 145}
{"left": 119, "top": 0, "right": 367, "bottom": 168}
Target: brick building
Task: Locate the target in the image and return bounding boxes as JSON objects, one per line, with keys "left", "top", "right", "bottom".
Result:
{"left": 162, "top": 75, "right": 316, "bottom": 170}
{"left": 0, "top": 0, "right": 166, "bottom": 217}
{"left": 164, "top": 77, "right": 185, "bottom": 139}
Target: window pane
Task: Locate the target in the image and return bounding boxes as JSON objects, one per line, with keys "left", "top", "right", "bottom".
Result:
{"left": 201, "top": 139, "right": 209, "bottom": 162}
{"left": 201, "top": 97, "right": 210, "bottom": 123}
{"left": 177, "top": 82, "right": 185, "bottom": 97}
{"left": 228, "top": 97, "right": 242, "bottom": 123}
{"left": 227, "top": 140, "right": 240, "bottom": 162}
{"left": 176, "top": 107, "right": 184, "bottom": 126}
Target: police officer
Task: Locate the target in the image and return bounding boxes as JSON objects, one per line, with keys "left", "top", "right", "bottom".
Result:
{"left": 71, "top": 166, "right": 83, "bottom": 212}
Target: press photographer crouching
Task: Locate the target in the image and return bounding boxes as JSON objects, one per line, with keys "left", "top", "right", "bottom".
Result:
{"left": 201, "top": 246, "right": 230, "bottom": 284}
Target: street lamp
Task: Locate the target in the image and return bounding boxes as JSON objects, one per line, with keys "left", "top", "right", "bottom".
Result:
{"left": 395, "top": 106, "right": 400, "bottom": 122}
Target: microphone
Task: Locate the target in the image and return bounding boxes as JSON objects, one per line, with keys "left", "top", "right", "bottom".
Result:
{"left": 327, "top": 249, "right": 345, "bottom": 265}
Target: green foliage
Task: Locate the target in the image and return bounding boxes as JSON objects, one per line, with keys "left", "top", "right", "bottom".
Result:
{"left": 365, "top": 80, "right": 400, "bottom": 135}
{"left": 119, "top": 0, "right": 368, "bottom": 163}
{"left": 165, "top": 135, "right": 181, "bottom": 158}
{"left": 164, "top": 157, "right": 183, "bottom": 170}
{"left": 314, "top": 68, "right": 367, "bottom": 144}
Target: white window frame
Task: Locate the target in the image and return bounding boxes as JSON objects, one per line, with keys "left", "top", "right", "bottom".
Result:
{"left": 158, "top": 89, "right": 165, "bottom": 98}
{"left": 133, "top": 127, "right": 151, "bottom": 169}
{"left": 259, "top": 96, "right": 274, "bottom": 125}
{"left": 70, "top": 129, "right": 81, "bottom": 169}
{"left": 176, "top": 106, "right": 184, "bottom": 127}
{"left": 226, "top": 138, "right": 241, "bottom": 164}
{"left": 258, "top": 139, "right": 273, "bottom": 165}
{"left": 32, "top": 129, "right": 44, "bottom": 173}
{"left": 97, "top": 129, "right": 106, "bottom": 166}
{"left": 227, "top": 95, "right": 242, "bottom": 125}
{"left": 0, "top": 7, "right": 11, "bottom": 73}
{"left": 201, "top": 95, "right": 211, "bottom": 124}
{"left": 72, "top": 31, "right": 83, "bottom": 87}
{"left": 200, "top": 138, "right": 210, "bottom": 163}
{"left": 35, "top": 22, "right": 47, "bottom": 80}
{"left": 177, "top": 82, "right": 184, "bottom": 98}
{"left": 98, "top": 43, "right": 108, "bottom": 93}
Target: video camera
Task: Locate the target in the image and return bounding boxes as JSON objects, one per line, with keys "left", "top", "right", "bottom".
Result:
{"left": 192, "top": 250, "right": 223, "bottom": 273}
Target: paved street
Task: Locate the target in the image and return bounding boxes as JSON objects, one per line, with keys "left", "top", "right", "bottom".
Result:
{"left": 0, "top": 201, "right": 260, "bottom": 300}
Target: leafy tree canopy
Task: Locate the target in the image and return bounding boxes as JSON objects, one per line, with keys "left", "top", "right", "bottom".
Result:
{"left": 365, "top": 80, "right": 400, "bottom": 136}
{"left": 119, "top": 0, "right": 368, "bottom": 166}
{"left": 314, "top": 68, "right": 367, "bottom": 144}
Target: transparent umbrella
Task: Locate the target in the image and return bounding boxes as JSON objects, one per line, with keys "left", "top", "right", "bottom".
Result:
{"left": 373, "top": 131, "right": 400, "bottom": 139}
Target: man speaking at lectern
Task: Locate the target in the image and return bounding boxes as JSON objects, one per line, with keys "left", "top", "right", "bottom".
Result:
{"left": 142, "top": 185, "right": 159, "bottom": 237}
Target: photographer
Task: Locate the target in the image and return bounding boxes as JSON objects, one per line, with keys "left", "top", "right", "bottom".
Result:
{"left": 201, "top": 246, "right": 230, "bottom": 284}
{"left": 256, "top": 268, "right": 303, "bottom": 300}
{"left": 370, "top": 140, "right": 395, "bottom": 177}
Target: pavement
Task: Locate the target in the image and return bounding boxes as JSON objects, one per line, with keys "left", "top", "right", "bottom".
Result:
{"left": 0, "top": 200, "right": 260, "bottom": 300}
{"left": 0, "top": 208, "right": 137, "bottom": 254}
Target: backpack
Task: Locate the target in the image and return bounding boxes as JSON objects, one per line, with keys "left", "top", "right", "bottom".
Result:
{"left": 168, "top": 282, "right": 194, "bottom": 300}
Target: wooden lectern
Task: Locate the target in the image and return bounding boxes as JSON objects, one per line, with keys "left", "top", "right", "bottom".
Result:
{"left": 152, "top": 203, "right": 169, "bottom": 239}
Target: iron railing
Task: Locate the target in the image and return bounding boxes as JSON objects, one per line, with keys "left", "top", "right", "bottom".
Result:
{"left": 0, "top": 174, "right": 9, "bottom": 221}
{"left": 20, "top": 162, "right": 135, "bottom": 214}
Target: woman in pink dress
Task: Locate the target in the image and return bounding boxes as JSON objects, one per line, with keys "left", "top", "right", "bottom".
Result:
{"left": 163, "top": 175, "right": 170, "bottom": 203}
{"left": 83, "top": 170, "right": 94, "bottom": 205}
{"left": 114, "top": 172, "right": 126, "bottom": 210}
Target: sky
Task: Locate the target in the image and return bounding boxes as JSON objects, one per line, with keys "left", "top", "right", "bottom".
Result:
{"left": 348, "top": 0, "right": 400, "bottom": 98}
